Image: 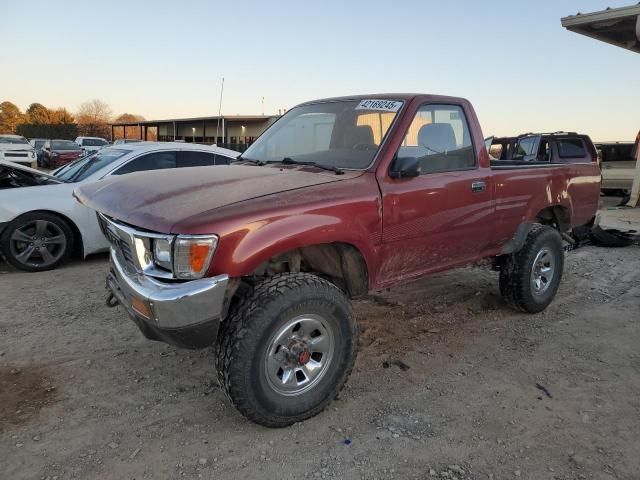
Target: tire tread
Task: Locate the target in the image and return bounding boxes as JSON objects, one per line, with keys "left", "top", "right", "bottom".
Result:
{"left": 215, "top": 272, "right": 357, "bottom": 427}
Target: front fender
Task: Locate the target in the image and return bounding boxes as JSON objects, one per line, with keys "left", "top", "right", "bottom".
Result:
{"left": 208, "top": 211, "right": 381, "bottom": 286}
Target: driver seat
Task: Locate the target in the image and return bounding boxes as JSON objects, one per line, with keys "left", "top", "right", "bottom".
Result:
{"left": 345, "top": 125, "right": 375, "bottom": 148}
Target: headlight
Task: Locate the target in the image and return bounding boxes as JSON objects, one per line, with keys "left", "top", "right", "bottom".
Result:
{"left": 126, "top": 230, "right": 217, "bottom": 280}
{"left": 152, "top": 238, "right": 173, "bottom": 271}
{"left": 173, "top": 235, "right": 218, "bottom": 279}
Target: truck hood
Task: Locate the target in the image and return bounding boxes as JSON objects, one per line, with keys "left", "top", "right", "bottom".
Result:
{"left": 74, "top": 164, "right": 360, "bottom": 233}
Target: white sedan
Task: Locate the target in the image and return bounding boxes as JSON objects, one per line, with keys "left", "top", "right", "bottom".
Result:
{"left": 0, "top": 142, "right": 239, "bottom": 272}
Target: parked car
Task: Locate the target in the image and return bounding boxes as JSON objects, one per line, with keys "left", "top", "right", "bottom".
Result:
{"left": 28, "top": 138, "right": 48, "bottom": 166}
{"left": 488, "top": 136, "right": 518, "bottom": 160}
{"left": 0, "top": 134, "right": 37, "bottom": 168}
{"left": 75, "top": 136, "right": 109, "bottom": 154}
{"left": 113, "top": 139, "right": 144, "bottom": 145}
{"left": 75, "top": 93, "right": 602, "bottom": 427}
{"left": 490, "top": 132, "right": 597, "bottom": 164}
{"left": 0, "top": 143, "right": 239, "bottom": 272}
{"left": 597, "top": 139, "right": 638, "bottom": 196}
{"left": 41, "top": 139, "right": 83, "bottom": 168}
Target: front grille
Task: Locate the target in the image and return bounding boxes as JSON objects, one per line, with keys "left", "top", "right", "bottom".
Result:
{"left": 98, "top": 213, "right": 137, "bottom": 271}
{"left": 5, "top": 152, "right": 29, "bottom": 157}
{"left": 120, "top": 241, "right": 135, "bottom": 265}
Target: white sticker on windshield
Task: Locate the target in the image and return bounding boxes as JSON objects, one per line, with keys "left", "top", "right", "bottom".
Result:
{"left": 355, "top": 99, "right": 402, "bottom": 112}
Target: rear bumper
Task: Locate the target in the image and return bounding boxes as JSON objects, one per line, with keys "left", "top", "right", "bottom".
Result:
{"left": 107, "top": 249, "right": 229, "bottom": 349}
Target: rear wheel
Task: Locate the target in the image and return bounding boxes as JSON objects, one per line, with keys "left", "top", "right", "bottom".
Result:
{"left": 1, "top": 212, "right": 74, "bottom": 272}
{"left": 499, "top": 224, "right": 564, "bottom": 313}
{"left": 215, "top": 273, "right": 358, "bottom": 427}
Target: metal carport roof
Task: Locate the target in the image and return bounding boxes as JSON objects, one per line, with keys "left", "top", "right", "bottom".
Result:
{"left": 561, "top": 4, "right": 640, "bottom": 53}
{"left": 562, "top": 4, "right": 640, "bottom": 206}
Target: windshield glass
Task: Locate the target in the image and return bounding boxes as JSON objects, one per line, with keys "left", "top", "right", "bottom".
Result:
{"left": 52, "top": 140, "right": 80, "bottom": 150}
{"left": 83, "top": 139, "right": 107, "bottom": 146}
{"left": 241, "top": 99, "right": 403, "bottom": 169}
{"left": 54, "top": 148, "right": 130, "bottom": 182}
{"left": 0, "top": 136, "right": 29, "bottom": 145}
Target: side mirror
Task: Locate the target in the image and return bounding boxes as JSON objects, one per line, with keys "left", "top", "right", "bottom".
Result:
{"left": 389, "top": 156, "right": 421, "bottom": 179}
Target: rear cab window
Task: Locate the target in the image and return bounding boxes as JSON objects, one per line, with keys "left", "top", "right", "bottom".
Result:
{"left": 513, "top": 137, "right": 539, "bottom": 160}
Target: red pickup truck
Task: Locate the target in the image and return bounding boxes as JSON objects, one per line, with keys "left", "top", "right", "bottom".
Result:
{"left": 75, "top": 94, "right": 601, "bottom": 427}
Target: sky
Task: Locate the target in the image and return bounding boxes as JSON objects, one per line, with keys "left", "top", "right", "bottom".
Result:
{"left": 1, "top": 0, "right": 638, "bottom": 140}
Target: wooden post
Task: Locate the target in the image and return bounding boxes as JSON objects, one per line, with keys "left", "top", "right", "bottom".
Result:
{"left": 626, "top": 130, "right": 640, "bottom": 207}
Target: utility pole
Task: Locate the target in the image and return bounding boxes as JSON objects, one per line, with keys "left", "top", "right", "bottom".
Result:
{"left": 215, "top": 77, "right": 225, "bottom": 146}
{"left": 261, "top": 96, "right": 265, "bottom": 116}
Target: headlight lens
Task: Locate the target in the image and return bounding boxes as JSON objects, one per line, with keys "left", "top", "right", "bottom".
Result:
{"left": 152, "top": 238, "right": 173, "bottom": 271}
{"left": 173, "top": 235, "right": 218, "bottom": 279}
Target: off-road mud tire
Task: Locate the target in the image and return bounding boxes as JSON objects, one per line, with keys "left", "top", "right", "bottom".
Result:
{"left": 499, "top": 224, "right": 564, "bottom": 313}
{"left": 215, "top": 273, "right": 358, "bottom": 427}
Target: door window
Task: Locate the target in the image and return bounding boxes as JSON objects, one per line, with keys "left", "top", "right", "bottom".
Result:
{"left": 177, "top": 151, "right": 233, "bottom": 166}
{"left": 177, "top": 150, "right": 216, "bottom": 167}
{"left": 113, "top": 151, "right": 177, "bottom": 175}
{"left": 514, "top": 137, "right": 537, "bottom": 159}
{"left": 396, "top": 104, "right": 475, "bottom": 174}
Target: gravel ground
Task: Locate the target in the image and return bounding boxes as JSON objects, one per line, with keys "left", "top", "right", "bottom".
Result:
{"left": 0, "top": 243, "right": 639, "bottom": 480}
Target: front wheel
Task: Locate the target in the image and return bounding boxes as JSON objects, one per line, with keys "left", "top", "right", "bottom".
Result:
{"left": 499, "top": 224, "right": 564, "bottom": 313}
{"left": 0, "top": 212, "right": 74, "bottom": 272}
{"left": 215, "top": 273, "right": 358, "bottom": 427}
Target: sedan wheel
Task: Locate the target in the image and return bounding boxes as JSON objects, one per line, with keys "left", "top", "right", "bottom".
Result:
{"left": 1, "top": 213, "right": 74, "bottom": 272}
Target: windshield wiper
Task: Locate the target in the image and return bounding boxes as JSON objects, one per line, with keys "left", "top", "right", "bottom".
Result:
{"left": 233, "top": 155, "right": 266, "bottom": 166}
{"left": 66, "top": 154, "right": 99, "bottom": 182}
{"left": 277, "top": 157, "right": 344, "bottom": 175}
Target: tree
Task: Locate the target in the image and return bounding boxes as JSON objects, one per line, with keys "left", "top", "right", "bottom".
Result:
{"left": 50, "top": 108, "right": 74, "bottom": 124}
{"left": 26, "top": 103, "right": 52, "bottom": 124}
{"left": 113, "top": 113, "right": 156, "bottom": 140}
{"left": 76, "top": 99, "right": 112, "bottom": 138}
{"left": 113, "top": 113, "right": 144, "bottom": 140}
{"left": 0, "top": 101, "right": 25, "bottom": 134}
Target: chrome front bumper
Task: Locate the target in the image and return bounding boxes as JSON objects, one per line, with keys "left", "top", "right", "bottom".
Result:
{"left": 107, "top": 249, "right": 229, "bottom": 349}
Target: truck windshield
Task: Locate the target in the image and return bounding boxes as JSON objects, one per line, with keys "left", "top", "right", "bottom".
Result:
{"left": 241, "top": 99, "right": 403, "bottom": 170}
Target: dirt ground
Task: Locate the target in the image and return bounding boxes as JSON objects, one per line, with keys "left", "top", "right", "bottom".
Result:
{"left": 1, "top": 241, "right": 639, "bottom": 480}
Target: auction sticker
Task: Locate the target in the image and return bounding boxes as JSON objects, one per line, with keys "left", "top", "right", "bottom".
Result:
{"left": 355, "top": 99, "right": 402, "bottom": 112}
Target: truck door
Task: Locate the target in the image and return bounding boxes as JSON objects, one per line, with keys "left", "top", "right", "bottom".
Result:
{"left": 377, "top": 103, "right": 494, "bottom": 284}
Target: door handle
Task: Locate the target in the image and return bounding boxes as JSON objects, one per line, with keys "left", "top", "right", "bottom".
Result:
{"left": 471, "top": 180, "right": 486, "bottom": 193}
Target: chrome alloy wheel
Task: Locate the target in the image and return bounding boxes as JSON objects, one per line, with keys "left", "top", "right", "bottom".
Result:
{"left": 264, "top": 314, "right": 335, "bottom": 396}
{"left": 530, "top": 247, "right": 555, "bottom": 295}
{"left": 9, "top": 220, "right": 67, "bottom": 268}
